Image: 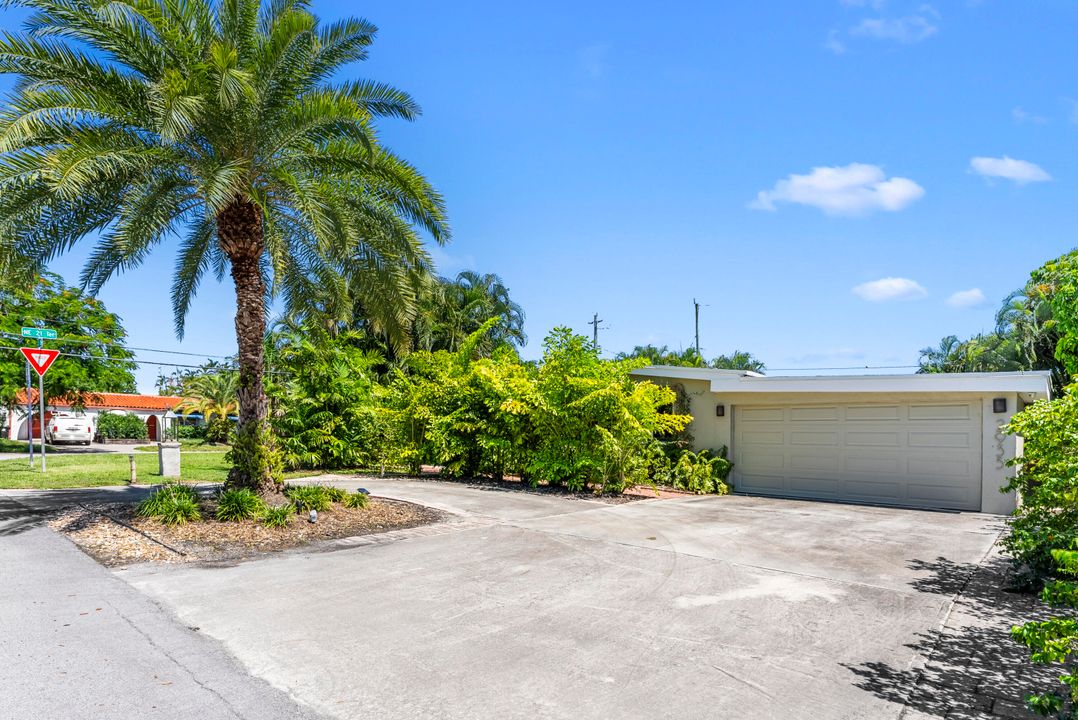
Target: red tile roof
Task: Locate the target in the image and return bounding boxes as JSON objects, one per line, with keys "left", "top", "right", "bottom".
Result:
{"left": 14, "top": 390, "right": 183, "bottom": 412}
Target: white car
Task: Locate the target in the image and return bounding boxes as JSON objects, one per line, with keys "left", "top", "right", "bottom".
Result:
{"left": 46, "top": 412, "right": 94, "bottom": 445}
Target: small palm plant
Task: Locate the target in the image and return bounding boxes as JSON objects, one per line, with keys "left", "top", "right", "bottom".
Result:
{"left": 0, "top": 0, "right": 448, "bottom": 495}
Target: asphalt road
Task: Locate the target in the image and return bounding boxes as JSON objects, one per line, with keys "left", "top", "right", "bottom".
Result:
{"left": 0, "top": 491, "right": 321, "bottom": 720}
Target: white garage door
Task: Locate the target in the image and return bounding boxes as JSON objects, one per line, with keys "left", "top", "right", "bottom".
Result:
{"left": 731, "top": 402, "right": 983, "bottom": 511}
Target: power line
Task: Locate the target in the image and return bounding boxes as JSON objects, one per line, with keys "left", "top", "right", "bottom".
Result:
{"left": 0, "top": 331, "right": 235, "bottom": 361}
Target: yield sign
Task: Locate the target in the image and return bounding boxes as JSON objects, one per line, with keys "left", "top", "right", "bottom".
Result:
{"left": 20, "top": 347, "right": 59, "bottom": 376}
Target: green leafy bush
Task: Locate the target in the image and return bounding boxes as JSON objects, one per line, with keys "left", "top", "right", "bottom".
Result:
{"left": 215, "top": 488, "right": 265, "bottom": 522}
{"left": 1003, "top": 386, "right": 1078, "bottom": 578}
{"left": 344, "top": 491, "right": 370, "bottom": 509}
{"left": 284, "top": 485, "right": 332, "bottom": 513}
{"left": 96, "top": 411, "right": 149, "bottom": 439}
{"left": 204, "top": 418, "right": 233, "bottom": 444}
{"left": 1012, "top": 545, "right": 1078, "bottom": 716}
{"left": 261, "top": 503, "right": 294, "bottom": 528}
{"left": 136, "top": 482, "right": 201, "bottom": 525}
{"left": 174, "top": 424, "right": 206, "bottom": 440}
{"left": 668, "top": 448, "right": 732, "bottom": 495}
{"left": 322, "top": 486, "right": 348, "bottom": 503}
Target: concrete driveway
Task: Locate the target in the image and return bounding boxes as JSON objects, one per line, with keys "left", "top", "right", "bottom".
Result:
{"left": 114, "top": 479, "right": 1028, "bottom": 720}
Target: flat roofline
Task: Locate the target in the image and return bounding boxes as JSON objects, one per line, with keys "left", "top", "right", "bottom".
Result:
{"left": 630, "top": 366, "right": 1053, "bottom": 399}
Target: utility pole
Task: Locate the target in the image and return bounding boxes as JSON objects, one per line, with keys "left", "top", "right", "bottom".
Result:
{"left": 693, "top": 298, "right": 701, "bottom": 358}
{"left": 589, "top": 312, "right": 603, "bottom": 350}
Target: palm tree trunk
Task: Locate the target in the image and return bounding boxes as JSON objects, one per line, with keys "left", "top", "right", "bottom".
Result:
{"left": 218, "top": 198, "right": 278, "bottom": 494}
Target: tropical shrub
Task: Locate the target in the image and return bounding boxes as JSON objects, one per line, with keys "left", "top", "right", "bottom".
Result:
{"left": 1012, "top": 544, "right": 1078, "bottom": 716}
{"left": 215, "top": 488, "right": 265, "bottom": 522}
{"left": 174, "top": 424, "right": 207, "bottom": 440}
{"left": 667, "top": 448, "right": 732, "bottom": 495}
{"left": 204, "top": 418, "right": 234, "bottom": 445}
{"left": 1003, "top": 387, "right": 1078, "bottom": 579}
{"left": 96, "top": 411, "right": 149, "bottom": 440}
{"left": 137, "top": 483, "right": 201, "bottom": 525}
{"left": 261, "top": 504, "right": 294, "bottom": 529}
{"left": 272, "top": 331, "right": 396, "bottom": 471}
{"left": 527, "top": 328, "right": 690, "bottom": 493}
{"left": 345, "top": 491, "right": 370, "bottom": 509}
{"left": 284, "top": 485, "right": 333, "bottom": 513}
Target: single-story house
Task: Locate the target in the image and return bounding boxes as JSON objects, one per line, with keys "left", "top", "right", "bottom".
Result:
{"left": 9, "top": 391, "right": 184, "bottom": 442}
{"left": 630, "top": 366, "right": 1053, "bottom": 515}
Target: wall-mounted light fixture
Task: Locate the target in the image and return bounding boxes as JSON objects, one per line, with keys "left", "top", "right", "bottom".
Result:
{"left": 992, "top": 397, "right": 1007, "bottom": 414}
{"left": 716, "top": 404, "right": 725, "bottom": 417}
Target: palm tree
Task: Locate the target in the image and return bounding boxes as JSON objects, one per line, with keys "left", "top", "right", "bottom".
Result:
{"left": 176, "top": 372, "right": 240, "bottom": 424}
{"left": 0, "top": 0, "right": 448, "bottom": 493}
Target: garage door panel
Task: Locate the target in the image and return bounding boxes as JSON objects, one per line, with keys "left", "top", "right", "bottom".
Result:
{"left": 790, "top": 453, "right": 840, "bottom": 472}
{"left": 740, "top": 408, "right": 785, "bottom": 422}
{"left": 791, "top": 431, "right": 840, "bottom": 446}
{"left": 845, "top": 454, "right": 903, "bottom": 474}
{"left": 846, "top": 431, "right": 901, "bottom": 447}
{"left": 908, "top": 432, "right": 973, "bottom": 449}
{"left": 906, "top": 483, "right": 976, "bottom": 506}
{"left": 738, "top": 451, "right": 785, "bottom": 471}
{"left": 908, "top": 457, "right": 973, "bottom": 478}
{"left": 788, "top": 476, "right": 839, "bottom": 495}
{"left": 846, "top": 405, "right": 900, "bottom": 421}
{"left": 790, "top": 407, "right": 839, "bottom": 421}
{"left": 908, "top": 404, "right": 972, "bottom": 421}
{"left": 845, "top": 479, "right": 904, "bottom": 501}
{"left": 741, "top": 430, "right": 785, "bottom": 445}
{"left": 733, "top": 402, "right": 982, "bottom": 511}
{"left": 737, "top": 474, "right": 785, "bottom": 493}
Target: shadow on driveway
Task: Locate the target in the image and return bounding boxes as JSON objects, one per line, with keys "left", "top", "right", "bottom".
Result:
{"left": 846, "top": 554, "right": 1057, "bottom": 718}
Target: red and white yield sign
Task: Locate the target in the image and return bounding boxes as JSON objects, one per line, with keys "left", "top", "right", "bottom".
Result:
{"left": 20, "top": 347, "right": 59, "bottom": 377}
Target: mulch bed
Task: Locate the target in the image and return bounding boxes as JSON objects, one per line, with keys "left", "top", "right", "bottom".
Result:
{"left": 48, "top": 498, "right": 443, "bottom": 567}
{"left": 404, "top": 474, "right": 645, "bottom": 505}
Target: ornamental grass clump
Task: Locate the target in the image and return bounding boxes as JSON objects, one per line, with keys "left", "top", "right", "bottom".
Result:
{"left": 136, "top": 482, "right": 201, "bottom": 526}
{"left": 283, "top": 485, "right": 332, "bottom": 513}
{"left": 344, "top": 491, "right": 370, "bottom": 509}
{"left": 215, "top": 488, "right": 266, "bottom": 522}
{"left": 261, "top": 503, "right": 294, "bottom": 529}
{"left": 322, "top": 486, "right": 348, "bottom": 503}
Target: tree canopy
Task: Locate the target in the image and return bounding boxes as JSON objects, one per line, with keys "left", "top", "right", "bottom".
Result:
{"left": 0, "top": 273, "right": 136, "bottom": 407}
{"left": 0, "top": 0, "right": 448, "bottom": 492}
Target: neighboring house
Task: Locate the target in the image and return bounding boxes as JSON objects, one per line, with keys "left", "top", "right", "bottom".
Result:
{"left": 631, "top": 366, "right": 1053, "bottom": 515}
{"left": 9, "top": 391, "right": 184, "bottom": 442}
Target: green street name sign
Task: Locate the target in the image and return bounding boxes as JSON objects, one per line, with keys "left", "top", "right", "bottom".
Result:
{"left": 21, "top": 327, "right": 57, "bottom": 340}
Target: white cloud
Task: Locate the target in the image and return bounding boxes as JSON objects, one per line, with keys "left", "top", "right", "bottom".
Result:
{"left": 945, "top": 288, "right": 987, "bottom": 309}
{"left": 750, "top": 163, "right": 924, "bottom": 216}
{"left": 969, "top": 155, "right": 1051, "bottom": 184}
{"left": 1012, "top": 106, "right": 1048, "bottom": 125}
{"left": 824, "top": 29, "right": 846, "bottom": 54}
{"left": 850, "top": 14, "right": 938, "bottom": 43}
{"left": 851, "top": 277, "right": 928, "bottom": 302}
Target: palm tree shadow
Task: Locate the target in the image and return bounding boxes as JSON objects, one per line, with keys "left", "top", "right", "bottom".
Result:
{"left": 845, "top": 555, "right": 1059, "bottom": 718}
{"left": 0, "top": 497, "right": 47, "bottom": 536}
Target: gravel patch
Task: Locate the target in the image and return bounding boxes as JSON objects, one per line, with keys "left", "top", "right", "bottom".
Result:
{"left": 48, "top": 498, "right": 443, "bottom": 567}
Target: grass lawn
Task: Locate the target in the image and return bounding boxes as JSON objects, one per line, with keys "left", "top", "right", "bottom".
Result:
{"left": 0, "top": 451, "right": 231, "bottom": 489}
{"left": 0, "top": 450, "right": 330, "bottom": 490}
{"left": 133, "top": 439, "right": 230, "bottom": 452}
{"left": 0, "top": 438, "right": 58, "bottom": 453}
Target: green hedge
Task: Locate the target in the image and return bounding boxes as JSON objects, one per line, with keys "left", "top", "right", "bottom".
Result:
{"left": 95, "top": 411, "right": 148, "bottom": 439}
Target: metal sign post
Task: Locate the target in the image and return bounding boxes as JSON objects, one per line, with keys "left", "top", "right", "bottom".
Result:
{"left": 37, "top": 338, "right": 45, "bottom": 471}
{"left": 20, "top": 328, "right": 58, "bottom": 472}
{"left": 25, "top": 360, "right": 33, "bottom": 467}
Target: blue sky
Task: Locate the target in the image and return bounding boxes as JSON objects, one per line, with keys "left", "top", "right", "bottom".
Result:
{"left": 4, "top": 0, "right": 1078, "bottom": 390}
